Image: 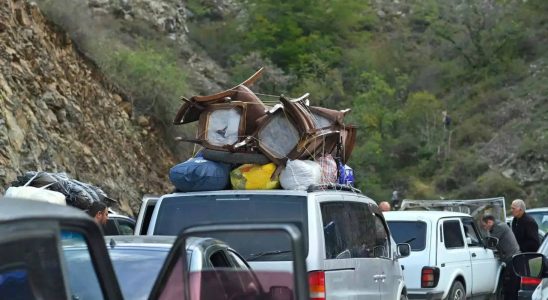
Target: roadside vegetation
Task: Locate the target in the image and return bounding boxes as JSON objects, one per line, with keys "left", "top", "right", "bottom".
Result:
{"left": 189, "top": 0, "right": 548, "bottom": 205}
{"left": 37, "top": 0, "right": 547, "bottom": 205}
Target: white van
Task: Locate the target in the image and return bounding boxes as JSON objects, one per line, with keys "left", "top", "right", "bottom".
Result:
{"left": 135, "top": 187, "right": 411, "bottom": 299}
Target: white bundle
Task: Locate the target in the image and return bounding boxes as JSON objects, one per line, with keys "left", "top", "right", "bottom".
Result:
{"left": 4, "top": 186, "right": 66, "bottom": 205}
{"left": 280, "top": 159, "right": 321, "bottom": 190}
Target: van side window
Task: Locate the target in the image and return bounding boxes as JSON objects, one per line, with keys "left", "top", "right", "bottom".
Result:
{"left": 373, "top": 215, "right": 390, "bottom": 258}
{"left": 321, "top": 202, "right": 377, "bottom": 259}
{"left": 443, "top": 220, "right": 465, "bottom": 249}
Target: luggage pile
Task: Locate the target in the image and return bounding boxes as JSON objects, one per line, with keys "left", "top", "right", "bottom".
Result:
{"left": 169, "top": 68, "right": 357, "bottom": 191}
{"left": 9, "top": 171, "right": 114, "bottom": 210}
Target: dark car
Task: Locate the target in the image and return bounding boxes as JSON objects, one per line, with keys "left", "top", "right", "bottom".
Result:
{"left": 516, "top": 236, "right": 548, "bottom": 300}
{"left": 0, "top": 197, "right": 308, "bottom": 300}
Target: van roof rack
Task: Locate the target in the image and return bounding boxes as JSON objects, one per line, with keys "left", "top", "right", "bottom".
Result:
{"left": 307, "top": 184, "right": 361, "bottom": 194}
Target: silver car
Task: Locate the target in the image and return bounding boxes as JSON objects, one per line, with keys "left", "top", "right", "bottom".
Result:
{"left": 137, "top": 186, "right": 411, "bottom": 299}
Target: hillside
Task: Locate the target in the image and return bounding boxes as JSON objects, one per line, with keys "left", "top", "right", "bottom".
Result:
{"left": 0, "top": 0, "right": 176, "bottom": 214}
{"left": 3, "top": 0, "right": 547, "bottom": 209}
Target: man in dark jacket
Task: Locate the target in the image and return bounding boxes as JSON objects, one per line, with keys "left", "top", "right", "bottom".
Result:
{"left": 511, "top": 199, "right": 540, "bottom": 252}
{"left": 482, "top": 215, "right": 521, "bottom": 300}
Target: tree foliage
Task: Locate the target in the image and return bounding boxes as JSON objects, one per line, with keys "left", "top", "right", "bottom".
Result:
{"left": 188, "top": 0, "right": 547, "bottom": 203}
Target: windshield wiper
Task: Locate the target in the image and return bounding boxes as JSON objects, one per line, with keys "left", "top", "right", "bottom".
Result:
{"left": 404, "top": 237, "right": 416, "bottom": 244}
{"left": 247, "top": 250, "right": 292, "bottom": 261}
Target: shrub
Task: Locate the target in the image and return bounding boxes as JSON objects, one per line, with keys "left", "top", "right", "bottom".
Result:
{"left": 97, "top": 40, "right": 187, "bottom": 126}
{"left": 476, "top": 171, "right": 525, "bottom": 200}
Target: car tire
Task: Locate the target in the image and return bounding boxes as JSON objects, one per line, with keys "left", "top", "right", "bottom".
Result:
{"left": 446, "top": 281, "right": 465, "bottom": 300}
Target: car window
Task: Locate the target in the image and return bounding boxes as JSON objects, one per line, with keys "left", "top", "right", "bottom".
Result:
{"left": 154, "top": 194, "right": 308, "bottom": 261}
{"left": 0, "top": 236, "right": 66, "bottom": 300}
{"left": 443, "top": 220, "right": 465, "bottom": 249}
{"left": 104, "top": 219, "right": 119, "bottom": 235}
{"left": 321, "top": 202, "right": 377, "bottom": 259}
{"left": 117, "top": 219, "right": 135, "bottom": 235}
{"left": 373, "top": 214, "right": 390, "bottom": 258}
{"left": 529, "top": 212, "right": 548, "bottom": 233}
{"left": 61, "top": 231, "right": 105, "bottom": 300}
{"left": 461, "top": 218, "right": 482, "bottom": 247}
{"left": 387, "top": 221, "right": 427, "bottom": 251}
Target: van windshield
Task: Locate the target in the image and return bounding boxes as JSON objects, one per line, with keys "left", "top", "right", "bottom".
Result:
{"left": 386, "top": 221, "right": 427, "bottom": 251}
{"left": 154, "top": 194, "right": 308, "bottom": 261}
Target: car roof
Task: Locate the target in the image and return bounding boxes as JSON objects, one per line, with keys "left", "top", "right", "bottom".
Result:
{"left": 526, "top": 208, "right": 548, "bottom": 213}
{"left": 0, "top": 199, "right": 90, "bottom": 224}
{"left": 104, "top": 235, "right": 229, "bottom": 252}
{"left": 384, "top": 210, "right": 471, "bottom": 221}
{"left": 161, "top": 189, "right": 372, "bottom": 201}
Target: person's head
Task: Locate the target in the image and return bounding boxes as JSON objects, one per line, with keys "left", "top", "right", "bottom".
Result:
{"left": 379, "top": 201, "right": 391, "bottom": 212}
{"left": 511, "top": 199, "right": 526, "bottom": 218}
{"left": 482, "top": 215, "right": 496, "bottom": 231}
{"left": 86, "top": 201, "right": 108, "bottom": 225}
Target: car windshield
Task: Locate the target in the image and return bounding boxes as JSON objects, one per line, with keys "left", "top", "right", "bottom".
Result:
{"left": 63, "top": 246, "right": 177, "bottom": 300}
{"left": 528, "top": 211, "right": 548, "bottom": 233}
{"left": 386, "top": 221, "right": 427, "bottom": 251}
{"left": 153, "top": 194, "right": 308, "bottom": 261}
{"left": 108, "top": 248, "right": 171, "bottom": 300}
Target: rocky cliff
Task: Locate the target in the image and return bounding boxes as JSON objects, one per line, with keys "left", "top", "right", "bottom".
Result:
{"left": 0, "top": 0, "right": 176, "bottom": 214}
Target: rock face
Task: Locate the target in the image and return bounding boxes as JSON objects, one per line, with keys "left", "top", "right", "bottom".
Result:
{"left": 96, "top": 0, "right": 232, "bottom": 94}
{"left": 0, "top": 0, "right": 176, "bottom": 215}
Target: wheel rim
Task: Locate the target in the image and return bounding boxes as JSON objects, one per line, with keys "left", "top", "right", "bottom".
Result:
{"left": 453, "top": 288, "right": 464, "bottom": 300}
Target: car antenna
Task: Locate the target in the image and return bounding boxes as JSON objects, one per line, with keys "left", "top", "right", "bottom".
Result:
{"left": 109, "top": 238, "right": 116, "bottom": 249}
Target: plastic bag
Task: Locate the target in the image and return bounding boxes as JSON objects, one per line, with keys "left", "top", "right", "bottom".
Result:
{"left": 338, "top": 164, "right": 354, "bottom": 186}
{"left": 169, "top": 157, "right": 230, "bottom": 192}
{"left": 318, "top": 154, "right": 337, "bottom": 184}
{"left": 280, "top": 160, "right": 321, "bottom": 190}
{"left": 230, "top": 163, "right": 280, "bottom": 190}
{"left": 10, "top": 171, "right": 108, "bottom": 210}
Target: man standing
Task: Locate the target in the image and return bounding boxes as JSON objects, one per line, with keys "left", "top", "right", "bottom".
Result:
{"left": 379, "top": 201, "right": 391, "bottom": 212}
{"left": 86, "top": 201, "right": 109, "bottom": 225}
{"left": 482, "top": 215, "right": 521, "bottom": 300}
{"left": 511, "top": 199, "right": 540, "bottom": 252}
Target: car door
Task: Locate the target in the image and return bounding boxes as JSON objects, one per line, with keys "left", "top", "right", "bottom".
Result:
{"left": 320, "top": 200, "right": 381, "bottom": 299}
{"left": 0, "top": 200, "right": 124, "bottom": 300}
{"left": 373, "top": 211, "right": 402, "bottom": 300}
{"left": 461, "top": 217, "right": 498, "bottom": 295}
{"left": 437, "top": 218, "right": 472, "bottom": 294}
{"left": 135, "top": 195, "right": 159, "bottom": 235}
{"left": 149, "top": 223, "right": 309, "bottom": 300}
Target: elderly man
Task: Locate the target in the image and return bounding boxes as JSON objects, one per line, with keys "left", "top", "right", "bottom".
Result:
{"left": 379, "top": 201, "right": 391, "bottom": 212}
{"left": 511, "top": 199, "right": 540, "bottom": 252}
{"left": 482, "top": 214, "right": 521, "bottom": 300}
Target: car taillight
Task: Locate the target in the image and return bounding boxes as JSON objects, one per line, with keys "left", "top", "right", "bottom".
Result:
{"left": 421, "top": 267, "right": 440, "bottom": 288}
{"left": 309, "top": 271, "right": 325, "bottom": 300}
{"left": 521, "top": 276, "right": 542, "bottom": 287}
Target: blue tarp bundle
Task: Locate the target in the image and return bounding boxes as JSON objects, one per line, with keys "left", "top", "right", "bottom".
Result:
{"left": 169, "top": 157, "right": 230, "bottom": 192}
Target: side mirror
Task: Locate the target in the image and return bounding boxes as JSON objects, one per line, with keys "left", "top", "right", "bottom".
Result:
{"left": 268, "top": 286, "right": 293, "bottom": 300}
{"left": 512, "top": 253, "right": 546, "bottom": 278}
{"left": 484, "top": 236, "right": 499, "bottom": 249}
{"left": 396, "top": 243, "right": 411, "bottom": 258}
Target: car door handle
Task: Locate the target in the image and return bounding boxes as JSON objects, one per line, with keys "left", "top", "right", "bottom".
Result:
{"left": 471, "top": 253, "right": 477, "bottom": 257}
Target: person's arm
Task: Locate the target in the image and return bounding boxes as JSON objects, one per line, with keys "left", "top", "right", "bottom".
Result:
{"left": 523, "top": 218, "right": 540, "bottom": 251}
